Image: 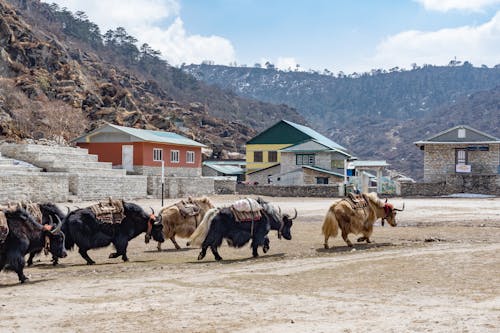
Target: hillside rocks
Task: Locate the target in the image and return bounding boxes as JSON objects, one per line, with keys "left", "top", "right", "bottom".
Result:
{"left": 0, "top": 0, "right": 262, "bottom": 157}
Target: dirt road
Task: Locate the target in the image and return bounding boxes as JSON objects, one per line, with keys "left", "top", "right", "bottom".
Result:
{"left": 1, "top": 196, "right": 499, "bottom": 332}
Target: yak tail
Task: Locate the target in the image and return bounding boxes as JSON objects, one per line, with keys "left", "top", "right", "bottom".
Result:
{"left": 186, "top": 207, "right": 219, "bottom": 247}
{"left": 322, "top": 205, "right": 339, "bottom": 239}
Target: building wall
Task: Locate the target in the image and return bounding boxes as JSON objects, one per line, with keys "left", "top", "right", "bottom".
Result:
{"left": 246, "top": 143, "right": 290, "bottom": 173}
{"left": 280, "top": 151, "right": 345, "bottom": 174}
{"left": 148, "top": 176, "right": 215, "bottom": 198}
{"left": 424, "top": 143, "right": 500, "bottom": 182}
{"left": 246, "top": 164, "right": 281, "bottom": 185}
{"left": 303, "top": 168, "right": 344, "bottom": 185}
{"left": 78, "top": 142, "right": 202, "bottom": 175}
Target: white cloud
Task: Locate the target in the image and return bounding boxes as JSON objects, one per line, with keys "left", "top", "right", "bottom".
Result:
{"left": 370, "top": 11, "right": 500, "bottom": 70}
{"left": 415, "top": 0, "right": 500, "bottom": 12}
{"left": 42, "top": 0, "right": 236, "bottom": 66}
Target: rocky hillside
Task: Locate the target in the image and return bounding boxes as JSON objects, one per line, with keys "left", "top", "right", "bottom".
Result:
{"left": 0, "top": 0, "right": 304, "bottom": 158}
{"left": 184, "top": 64, "right": 500, "bottom": 179}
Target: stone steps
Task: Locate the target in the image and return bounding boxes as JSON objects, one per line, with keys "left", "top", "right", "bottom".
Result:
{"left": 0, "top": 143, "right": 120, "bottom": 174}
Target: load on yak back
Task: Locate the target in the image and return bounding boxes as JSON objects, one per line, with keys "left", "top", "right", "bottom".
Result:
{"left": 187, "top": 197, "right": 296, "bottom": 261}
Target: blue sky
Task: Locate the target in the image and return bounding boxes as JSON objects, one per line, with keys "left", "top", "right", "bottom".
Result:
{"left": 43, "top": 0, "right": 500, "bottom": 73}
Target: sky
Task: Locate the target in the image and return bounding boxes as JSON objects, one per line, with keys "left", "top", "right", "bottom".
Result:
{"left": 41, "top": 0, "right": 500, "bottom": 73}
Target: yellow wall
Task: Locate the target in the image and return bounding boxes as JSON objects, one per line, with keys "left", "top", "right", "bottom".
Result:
{"left": 246, "top": 143, "right": 291, "bottom": 173}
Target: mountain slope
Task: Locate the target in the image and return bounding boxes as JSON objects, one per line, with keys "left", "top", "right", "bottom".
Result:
{"left": 184, "top": 64, "right": 500, "bottom": 179}
{"left": 0, "top": 0, "right": 304, "bottom": 157}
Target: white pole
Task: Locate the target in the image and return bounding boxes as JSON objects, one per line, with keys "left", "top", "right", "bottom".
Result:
{"left": 161, "top": 160, "right": 165, "bottom": 206}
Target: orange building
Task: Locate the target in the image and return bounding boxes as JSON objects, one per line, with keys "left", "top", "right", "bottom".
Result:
{"left": 73, "top": 123, "right": 207, "bottom": 177}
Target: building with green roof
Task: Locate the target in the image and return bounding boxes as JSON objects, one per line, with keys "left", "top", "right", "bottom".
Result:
{"left": 246, "top": 120, "right": 353, "bottom": 185}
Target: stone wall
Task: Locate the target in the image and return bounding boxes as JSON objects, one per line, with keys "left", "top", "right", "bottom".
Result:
{"left": 213, "top": 177, "right": 237, "bottom": 194}
{"left": 398, "top": 175, "right": 500, "bottom": 196}
{"left": 236, "top": 184, "right": 341, "bottom": 197}
{"left": 0, "top": 173, "right": 69, "bottom": 202}
{"left": 69, "top": 174, "right": 148, "bottom": 201}
{"left": 148, "top": 176, "right": 215, "bottom": 198}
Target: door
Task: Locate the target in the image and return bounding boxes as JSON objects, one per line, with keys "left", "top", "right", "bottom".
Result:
{"left": 122, "top": 145, "right": 134, "bottom": 171}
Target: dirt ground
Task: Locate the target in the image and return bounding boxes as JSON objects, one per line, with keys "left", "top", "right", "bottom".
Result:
{"left": 1, "top": 195, "right": 499, "bottom": 333}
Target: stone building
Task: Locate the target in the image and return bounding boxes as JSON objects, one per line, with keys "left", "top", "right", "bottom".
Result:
{"left": 414, "top": 125, "right": 500, "bottom": 182}
{"left": 404, "top": 125, "right": 500, "bottom": 195}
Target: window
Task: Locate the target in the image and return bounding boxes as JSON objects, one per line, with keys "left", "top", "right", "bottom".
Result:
{"left": 153, "top": 148, "right": 163, "bottom": 161}
{"left": 254, "top": 151, "right": 263, "bottom": 162}
{"left": 170, "top": 150, "right": 180, "bottom": 163}
{"left": 268, "top": 151, "right": 278, "bottom": 162}
{"left": 316, "top": 177, "right": 329, "bottom": 184}
{"left": 458, "top": 128, "right": 466, "bottom": 138}
{"left": 331, "top": 159, "right": 344, "bottom": 169}
{"left": 456, "top": 149, "right": 467, "bottom": 164}
{"left": 296, "top": 154, "right": 315, "bottom": 165}
{"left": 186, "top": 151, "right": 195, "bottom": 164}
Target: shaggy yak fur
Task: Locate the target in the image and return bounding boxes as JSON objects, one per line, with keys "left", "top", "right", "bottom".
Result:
{"left": 187, "top": 198, "right": 295, "bottom": 261}
{"left": 322, "top": 192, "right": 402, "bottom": 249}
{"left": 157, "top": 197, "right": 214, "bottom": 251}
{"left": 62, "top": 202, "right": 164, "bottom": 265}
{"left": 27, "top": 203, "right": 67, "bottom": 266}
{"left": 0, "top": 208, "right": 67, "bottom": 283}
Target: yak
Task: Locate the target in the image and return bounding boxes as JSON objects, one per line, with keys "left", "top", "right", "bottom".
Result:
{"left": 188, "top": 198, "right": 296, "bottom": 261}
{"left": 322, "top": 192, "right": 404, "bottom": 249}
{"left": 0, "top": 208, "right": 67, "bottom": 283}
{"left": 62, "top": 202, "right": 165, "bottom": 265}
{"left": 157, "top": 197, "right": 215, "bottom": 251}
{"left": 26, "top": 203, "right": 67, "bottom": 266}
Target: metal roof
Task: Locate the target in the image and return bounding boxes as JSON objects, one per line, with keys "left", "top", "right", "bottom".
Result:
{"left": 73, "top": 123, "right": 207, "bottom": 147}
{"left": 414, "top": 125, "right": 500, "bottom": 146}
{"left": 302, "top": 165, "right": 345, "bottom": 177}
{"left": 282, "top": 120, "right": 348, "bottom": 151}
{"left": 204, "top": 163, "right": 244, "bottom": 175}
{"left": 348, "top": 160, "right": 389, "bottom": 168}
{"left": 280, "top": 139, "right": 351, "bottom": 156}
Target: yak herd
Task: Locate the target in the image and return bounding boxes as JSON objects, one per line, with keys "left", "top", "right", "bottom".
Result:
{"left": 0, "top": 193, "right": 402, "bottom": 284}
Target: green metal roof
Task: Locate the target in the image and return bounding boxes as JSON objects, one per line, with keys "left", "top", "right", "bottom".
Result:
{"left": 280, "top": 139, "right": 351, "bottom": 156}
{"left": 73, "top": 123, "right": 206, "bottom": 147}
{"left": 247, "top": 120, "right": 347, "bottom": 152}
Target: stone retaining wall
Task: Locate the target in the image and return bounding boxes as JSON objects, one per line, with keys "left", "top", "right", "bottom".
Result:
{"left": 69, "top": 174, "right": 148, "bottom": 201}
{"left": 236, "top": 184, "right": 341, "bottom": 197}
{"left": 398, "top": 175, "right": 500, "bottom": 196}
{"left": 0, "top": 173, "right": 69, "bottom": 202}
{"left": 148, "top": 176, "right": 215, "bottom": 198}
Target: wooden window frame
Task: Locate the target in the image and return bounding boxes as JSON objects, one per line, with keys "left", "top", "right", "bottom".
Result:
{"left": 268, "top": 151, "right": 278, "bottom": 163}
{"left": 254, "top": 151, "right": 263, "bottom": 162}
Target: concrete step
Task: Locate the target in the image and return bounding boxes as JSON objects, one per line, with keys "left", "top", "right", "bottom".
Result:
{"left": 67, "top": 167, "right": 127, "bottom": 175}
{"left": 1, "top": 143, "right": 89, "bottom": 155}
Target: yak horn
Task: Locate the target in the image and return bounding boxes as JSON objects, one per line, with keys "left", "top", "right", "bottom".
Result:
{"left": 154, "top": 214, "right": 162, "bottom": 225}
{"left": 394, "top": 203, "right": 405, "bottom": 212}
{"left": 290, "top": 208, "right": 298, "bottom": 220}
{"left": 50, "top": 215, "right": 63, "bottom": 234}
{"left": 150, "top": 207, "right": 155, "bottom": 215}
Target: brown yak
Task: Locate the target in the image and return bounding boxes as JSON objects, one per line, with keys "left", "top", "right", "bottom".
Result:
{"left": 157, "top": 197, "right": 215, "bottom": 250}
{"left": 322, "top": 192, "right": 404, "bottom": 249}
